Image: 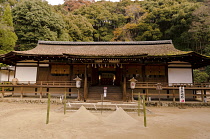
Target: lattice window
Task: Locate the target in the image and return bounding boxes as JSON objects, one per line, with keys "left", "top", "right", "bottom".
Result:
{"left": 51, "top": 65, "right": 70, "bottom": 74}
{"left": 126, "top": 66, "right": 142, "bottom": 74}
{"left": 145, "top": 66, "right": 165, "bottom": 75}
{"left": 73, "top": 65, "right": 85, "bottom": 75}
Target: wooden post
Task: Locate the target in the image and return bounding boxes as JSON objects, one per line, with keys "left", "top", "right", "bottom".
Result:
{"left": 131, "top": 89, "right": 134, "bottom": 102}
{"left": 46, "top": 93, "right": 51, "bottom": 124}
{"left": 101, "top": 94, "right": 103, "bottom": 115}
{"left": 64, "top": 89, "right": 67, "bottom": 115}
{"left": 123, "top": 76, "right": 126, "bottom": 101}
{"left": 143, "top": 95, "right": 147, "bottom": 127}
{"left": 146, "top": 89, "right": 148, "bottom": 101}
{"left": 20, "top": 87, "right": 23, "bottom": 99}
{"left": 204, "top": 90, "right": 206, "bottom": 102}
{"left": 173, "top": 89, "right": 175, "bottom": 103}
{"left": 77, "top": 89, "right": 80, "bottom": 101}
{"left": 84, "top": 66, "right": 88, "bottom": 100}
{"left": 158, "top": 90, "right": 161, "bottom": 104}
{"left": 39, "top": 87, "right": 43, "bottom": 99}
{"left": 1, "top": 87, "right": 4, "bottom": 98}
{"left": 138, "top": 92, "right": 141, "bottom": 116}
{"left": 70, "top": 65, "right": 73, "bottom": 81}
{"left": 201, "top": 89, "right": 204, "bottom": 102}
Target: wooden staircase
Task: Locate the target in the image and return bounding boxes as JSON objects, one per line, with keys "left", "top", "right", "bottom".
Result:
{"left": 87, "top": 86, "right": 123, "bottom": 101}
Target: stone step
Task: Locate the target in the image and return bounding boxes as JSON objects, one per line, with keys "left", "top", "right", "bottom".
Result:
{"left": 88, "top": 86, "right": 122, "bottom": 101}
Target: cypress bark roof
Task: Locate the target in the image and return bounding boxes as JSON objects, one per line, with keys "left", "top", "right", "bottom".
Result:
{"left": 1, "top": 40, "right": 210, "bottom": 68}
{"left": 13, "top": 40, "right": 188, "bottom": 57}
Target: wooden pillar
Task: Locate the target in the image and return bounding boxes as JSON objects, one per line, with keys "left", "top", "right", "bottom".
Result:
{"left": 77, "top": 89, "right": 80, "bottom": 101}
{"left": 64, "top": 89, "right": 67, "bottom": 114}
{"left": 36, "top": 61, "right": 39, "bottom": 83}
{"left": 167, "top": 90, "right": 169, "bottom": 99}
{"left": 70, "top": 65, "right": 73, "bottom": 80}
{"left": 146, "top": 88, "right": 148, "bottom": 101}
{"left": 84, "top": 66, "right": 88, "bottom": 100}
{"left": 201, "top": 89, "right": 204, "bottom": 102}
{"left": 173, "top": 89, "right": 175, "bottom": 103}
{"left": 8, "top": 69, "right": 10, "bottom": 81}
{"left": 20, "top": 87, "right": 23, "bottom": 99}
{"left": 39, "top": 87, "right": 43, "bottom": 99}
{"left": 204, "top": 89, "right": 207, "bottom": 102}
{"left": 142, "top": 64, "right": 145, "bottom": 82}
{"left": 123, "top": 76, "right": 126, "bottom": 101}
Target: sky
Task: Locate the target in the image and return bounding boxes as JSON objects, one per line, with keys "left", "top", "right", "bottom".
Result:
{"left": 46, "top": 0, "right": 64, "bottom": 5}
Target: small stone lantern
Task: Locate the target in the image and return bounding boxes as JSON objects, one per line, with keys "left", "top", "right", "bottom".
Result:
{"left": 129, "top": 77, "right": 137, "bottom": 101}
{"left": 74, "top": 76, "right": 82, "bottom": 100}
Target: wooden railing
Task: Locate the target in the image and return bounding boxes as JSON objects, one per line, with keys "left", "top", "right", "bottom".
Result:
{"left": 1, "top": 81, "right": 210, "bottom": 102}
{"left": 0, "top": 81, "right": 78, "bottom": 99}
{"left": 134, "top": 82, "right": 210, "bottom": 89}
{"left": 0, "top": 81, "right": 77, "bottom": 87}
{"left": 127, "top": 82, "right": 210, "bottom": 102}
{"left": 2, "top": 81, "right": 209, "bottom": 89}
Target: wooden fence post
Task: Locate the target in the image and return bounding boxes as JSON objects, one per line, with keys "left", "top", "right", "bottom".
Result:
{"left": 101, "top": 94, "right": 104, "bottom": 115}
{"left": 138, "top": 92, "right": 141, "bottom": 116}
{"left": 46, "top": 93, "right": 51, "bottom": 124}
{"left": 20, "top": 87, "right": 23, "bottom": 99}
{"left": 40, "top": 87, "right": 43, "bottom": 99}
{"left": 201, "top": 89, "right": 204, "bottom": 102}
{"left": 173, "top": 89, "right": 175, "bottom": 103}
{"left": 131, "top": 89, "right": 134, "bottom": 102}
{"left": 64, "top": 90, "right": 67, "bottom": 115}
{"left": 123, "top": 76, "right": 126, "bottom": 101}
{"left": 1, "top": 87, "right": 4, "bottom": 98}
{"left": 143, "top": 95, "right": 147, "bottom": 127}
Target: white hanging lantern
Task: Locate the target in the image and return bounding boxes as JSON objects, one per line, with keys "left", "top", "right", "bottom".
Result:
{"left": 128, "top": 77, "right": 137, "bottom": 89}
{"left": 73, "top": 76, "right": 82, "bottom": 88}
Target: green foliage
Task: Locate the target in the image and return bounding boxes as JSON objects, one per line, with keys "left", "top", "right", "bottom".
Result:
{"left": 63, "top": 14, "right": 94, "bottom": 41}
{"left": 0, "top": 0, "right": 209, "bottom": 57}
{"left": 183, "top": 0, "right": 210, "bottom": 54}
{"left": 204, "top": 65, "right": 210, "bottom": 76}
{"left": 112, "top": 0, "right": 197, "bottom": 42}
{"left": 2, "top": 4, "right": 13, "bottom": 26}
{"left": 74, "top": 1, "right": 125, "bottom": 41}
{"left": 12, "top": 0, "right": 68, "bottom": 50}
{"left": 193, "top": 70, "right": 209, "bottom": 83}
{"left": 0, "top": 4, "right": 17, "bottom": 53}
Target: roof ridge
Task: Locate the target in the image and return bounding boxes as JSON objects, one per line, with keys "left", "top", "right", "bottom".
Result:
{"left": 38, "top": 40, "right": 172, "bottom": 45}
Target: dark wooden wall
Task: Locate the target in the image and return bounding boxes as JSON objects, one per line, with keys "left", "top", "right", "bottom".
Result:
{"left": 37, "top": 67, "right": 71, "bottom": 81}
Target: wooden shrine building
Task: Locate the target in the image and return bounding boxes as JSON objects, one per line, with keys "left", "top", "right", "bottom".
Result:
{"left": 1, "top": 40, "right": 210, "bottom": 102}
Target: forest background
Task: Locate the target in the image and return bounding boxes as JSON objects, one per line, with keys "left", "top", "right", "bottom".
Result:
{"left": 0, "top": 0, "right": 210, "bottom": 82}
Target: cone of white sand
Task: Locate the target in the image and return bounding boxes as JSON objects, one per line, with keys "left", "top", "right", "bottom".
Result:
{"left": 64, "top": 105, "right": 99, "bottom": 124}
{"left": 105, "top": 107, "right": 138, "bottom": 124}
